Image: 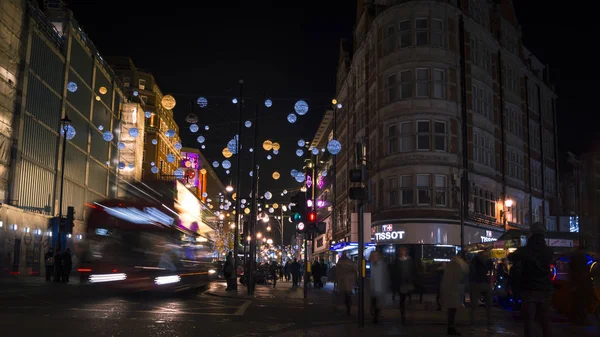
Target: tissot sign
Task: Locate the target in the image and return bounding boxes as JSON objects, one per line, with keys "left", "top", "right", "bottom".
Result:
{"left": 374, "top": 224, "right": 406, "bottom": 242}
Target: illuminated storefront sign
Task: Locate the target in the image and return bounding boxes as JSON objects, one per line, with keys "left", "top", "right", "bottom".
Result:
{"left": 480, "top": 230, "right": 497, "bottom": 243}
{"left": 103, "top": 207, "right": 174, "bottom": 226}
{"left": 374, "top": 231, "right": 406, "bottom": 241}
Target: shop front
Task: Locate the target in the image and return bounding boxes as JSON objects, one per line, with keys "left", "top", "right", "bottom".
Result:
{"left": 329, "top": 240, "right": 377, "bottom": 264}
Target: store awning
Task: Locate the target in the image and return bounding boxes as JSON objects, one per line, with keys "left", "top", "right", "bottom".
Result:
{"left": 330, "top": 242, "right": 376, "bottom": 252}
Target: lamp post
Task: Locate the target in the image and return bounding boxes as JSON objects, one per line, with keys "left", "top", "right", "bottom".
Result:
{"left": 502, "top": 198, "right": 514, "bottom": 231}
{"left": 57, "top": 115, "right": 72, "bottom": 251}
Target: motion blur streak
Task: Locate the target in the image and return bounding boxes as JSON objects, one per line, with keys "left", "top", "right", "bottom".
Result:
{"left": 89, "top": 273, "right": 127, "bottom": 283}
{"left": 154, "top": 275, "right": 181, "bottom": 285}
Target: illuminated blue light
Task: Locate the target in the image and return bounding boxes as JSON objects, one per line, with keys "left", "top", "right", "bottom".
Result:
{"left": 264, "top": 99, "right": 272, "bottom": 107}
{"left": 151, "top": 166, "right": 159, "bottom": 174}
{"left": 312, "top": 148, "right": 319, "bottom": 155}
{"left": 145, "top": 111, "right": 152, "bottom": 118}
{"left": 296, "top": 149, "right": 304, "bottom": 157}
{"left": 165, "top": 129, "right": 175, "bottom": 138}
{"left": 152, "top": 139, "right": 158, "bottom": 145}
{"left": 174, "top": 168, "right": 184, "bottom": 178}
{"left": 98, "top": 125, "right": 104, "bottom": 131}
{"left": 174, "top": 142, "right": 182, "bottom": 151}
{"left": 287, "top": 113, "right": 297, "bottom": 123}
{"left": 102, "top": 131, "right": 113, "bottom": 142}
{"left": 197, "top": 135, "right": 205, "bottom": 144}
{"left": 294, "top": 100, "right": 309, "bottom": 115}
{"left": 128, "top": 127, "right": 139, "bottom": 138}
{"left": 118, "top": 142, "right": 125, "bottom": 150}
{"left": 245, "top": 120, "right": 252, "bottom": 128}
{"left": 67, "top": 82, "right": 78, "bottom": 92}
{"left": 197, "top": 97, "right": 208, "bottom": 107}
{"left": 166, "top": 153, "right": 175, "bottom": 163}
{"left": 327, "top": 139, "right": 342, "bottom": 155}
{"left": 222, "top": 160, "right": 232, "bottom": 169}
{"left": 297, "top": 139, "right": 305, "bottom": 147}
{"left": 190, "top": 124, "right": 199, "bottom": 133}
{"left": 212, "top": 161, "right": 219, "bottom": 168}
{"left": 60, "top": 125, "right": 76, "bottom": 140}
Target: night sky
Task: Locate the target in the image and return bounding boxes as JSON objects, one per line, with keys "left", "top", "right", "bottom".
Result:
{"left": 65, "top": 0, "right": 594, "bottom": 196}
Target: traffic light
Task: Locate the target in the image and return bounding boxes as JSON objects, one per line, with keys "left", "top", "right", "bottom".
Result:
{"left": 307, "top": 211, "right": 317, "bottom": 223}
{"left": 296, "top": 222, "right": 305, "bottom": 233}
{"left": 66, "top": 206, "right": 75, "bottom": 234}
{"left": 349, "top": 168, "right": 367, "bottom": 201}
{"left": 290, "top": 193, "right": 307, "bottom": 223}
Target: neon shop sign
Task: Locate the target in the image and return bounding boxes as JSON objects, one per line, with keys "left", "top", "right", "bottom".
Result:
{"left": 374, "top": 224, "right": 406, "bottom": 241}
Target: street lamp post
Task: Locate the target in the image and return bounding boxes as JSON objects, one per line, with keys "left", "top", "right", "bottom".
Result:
{"left": 233, "top": 80, "right": 244, "bottom": 290}
{"left": 57, "top": 115, "right": 72, "bottom": 251}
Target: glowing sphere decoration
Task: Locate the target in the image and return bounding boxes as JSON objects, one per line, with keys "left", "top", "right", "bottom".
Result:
{"left": 273, "top": 150, "right": 279, "bottom": 155}
{"left": 201, "top": 145, "right": 206, "bottom": 149}
{"left": 98, "top": 86, "right": 107, "bottom": 95}
{"left": 232, "top": 98, "right": 238, "bottom": 104}
{"left": 197, "top": 136, "right": 205, "bottom": 144}
{"left": 151, "top": 166, "right": 159, "bottom": 174}
{"left": 297, "top": 139, "right": 305, "bottom": 147}
{"left": 287, "top": 113, "right": 297, "bottom": 123}
{"left": 283, "top": 189, "right": 288, "bottom": 194}
{"left": 185, "top": 113, "right": 198, "bottom": 124}
{"left": 222, "top": 160, "right": 232, "bottom": 169}
{"left": 174, "top": 142, "right": 182, "bottom": 151}
{"left": 249, "top": 171, "right": 253, "bottom": 177}
{"left": 291, "top": 169, "right": 298, "bottom": 177}
{"left": 60, "top": 125, "right": 76, "bottom": 140}
{"left": 200, "top": 168, "right": 207, "bottom": 175}
{"left": 337, "top": 103, "right": 343, "bottom": 109}
{"left": 102, "top": 131, "right": 113, "bottom": 142}
{"left": 269, "top": 208, "right": 274, "bottom": 214}
{"left": 205, "top": 125, "right": 209, "bottom": 131}
{"left": 174, "top": 168, "right": 184, "bottom": 179}
{"left": 95, "top": 95, "right": 101, "bottom": 101}
{"left": 264, "top": 99, "right": 273, "bottom": 108}
{"left": 321, "top": 170, "right": 327, "bottom": 177}
{"left": 264, "top": 191, "right": 272, "bottom": 200}
{"left": 166, "top": 153, "right": 175, "bottom": 163}
{"left": 98, "top": 125, "right": 104, "bottom": 131}
{"left": 202, "top": 192, "right": 208, "bottom": 198}
{"left": 161, "top": 95, "right": 176, "bottom": 110}
{"left": 244, "top": 208, "right": 251, "bottom": 215}
{"left": 296, "top": 149, "right": 304, "bottom": 157}
{"left": 327, "top": 139, "right": 342, "bottom": 155}
{"left": 222, "top": 147, "right": 233, "bottom": 158}
{"left": 212, "top": 161, "right": 219, "bottom": 168}
{"left": 151, "top": 162, "right": 155, "bottom": 166}
{"left": 272, "top": 142, "right": 281, "bottom": 151}
{"left": 267, "top": 155, "right": 272, "bottom": 160}
{"left": 118, "top": 142, "right": 126, "bottom": 150}
{"left": 226, "top": 170, "right": 230, "bottom": 174}
{"left": 245, "top": 120, "right": 252, "bottom": 128}
{"left": 294, "top": 100, "right": 309, "bottom": 115}
{"left": 67, "top": 81, "right": 78, "bottom": 93}
{"left": 295, "top": 174, "right": 305, "bottom": 183}
{"left": 145, "top": 111, "right": 152, "bottom": 118}
{"left": 128, "top": 127, "right": 139, "bottom": 138}
{"left": 118, "top": 162, "right": 125, "bottom": 170}
{"left": 249, "top": 148, "right": 253, "bottom": 152}
{"left": 227, "top": 135, "right": 239, "bottom": 154}
{"left": 152, "top": 139, "right": 158, "bottom": 145}
{"left": 263, "top": 140, "right": 273, "bottom": 151}
{"left": 128, "top": 163, "right": 134, "bottom": 169}
{"left": 190, "top": 124, "right": 199, "bottom": 132}
{"left": 165, "top": 129, "right": 175, "bottom": 138}
{"left": 197, "top": 97, "right": 208, "bottom": 107}
{"left": 272, "top": 172, "right": 280, "bottom": 180}
{"left": 133, "top": 91, "right": 139, "bottom": 96}
{"left": 312, "top": 147, "right": 320, "bottom": 155}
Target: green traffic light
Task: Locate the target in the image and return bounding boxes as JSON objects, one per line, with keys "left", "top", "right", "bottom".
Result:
{"left": 293, "top": 213, "right": 303, "bottom": 221}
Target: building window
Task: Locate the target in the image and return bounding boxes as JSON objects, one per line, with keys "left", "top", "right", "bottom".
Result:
{"left": 400, "top": 121, "right": 414, "bottom": 152}
{"left": 388, "top": 177, "right": 398, "bottom": 206}
{"left": 504, "top": 104, "right": 523, "bottom": 138}
{"left": 503, "top": 64, "right": 518, "bottom": 93}
{"left": 473, "top": 187, "right": 496, "bottom": 217}
{"left": 386, "top": 74, "right": 398, "bottom": 103}
{"left": 416, "top": 120, "right": 430, "bottom": 150}
{"left": 399, "top": 20, "right": 411, "bottom": 47}
{"left": 138, "top": 79, "right": 146, "bottom": 90}
{"left": 470, "top": 38, "right": 490, "bottom": 71}
{"left": 529, "top": 121, "right": 541, "bottom": 152}
{"left": 545, "top": 168, "right": 556, "bottom": 195}
{"left": 400, "top": 175, "right": 413, "bottom": 205}
{"left": 433, "top": 69, "right": 445, "bottom": 98}
{"left": 543, "top": 96, "right": 554, "bottom": 122}
{"left": 543, "top": 129, "right": 554, "bottom": 157}
{"left": 431, "top": 19, "right": 444, "bottom": 47}
{"left": 434, "top": 121, "right": 447, "bottom": 151}
{"left": 123, "top": 77, "right": 130, "bottom": 87}
{"left": 387, "top": 124, "right": 397, "bottom": 154}
{"left": 400, "top": 70, "right": 412, "bottom": 98}
{"left": 384, "top": 25, "right": 395, "bottom": 54}
{"left": 140, "top": 95, "right": 148, "bottom": 104}
{"left": 531, "top": 160, "right": 542, "bottom": 190}
{"left": 472, "top": 81, "right": 493, "bottom": 120}
{"left": 507, "top": 147, "right": 524, "bottom": 180}
{"left": 528, "top": 83, "right": 539, "bottom": 112}
{"left": 416, "top": 68, "right": 430, "bottom": 97}
{"left": 473, "top": 131, "right": 493, "bottom": 167}
{"left": 469, "top": 0, "right": 490, "bottom": 29}
{"left": 417, "top": 174, "right": 431, "bottom": 205}
{"left": 435, "top": 175, "right": 447, "bottom": 206}
{"left": 415, "top": 18, "right": 428, "bottom": 45}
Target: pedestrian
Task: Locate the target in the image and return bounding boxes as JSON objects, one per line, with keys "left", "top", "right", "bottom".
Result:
{"left": 284, "top": 261, "right": 290, "bottom": 282}
{"left": 62, "top": 248, "right": 72, "bottom": 283}
{"left": 567, "top": 250, "right": 595, "bottom": 325}
{"left": 328, "top": 263, "right": 337, "bottom": 290}
{"left": 436, "top": 262, "right": 447, "bottom": 311}
{"left": 270, "top": 260, "right": 278, "bottom": 288}
{"left": 320, "top": 258, "right": 328, "bottom": 287}
{"left": 369, "top": 251, "right": 389, "bottom": 324}
{"left": 223, "top": 252, "right": 234, "bottom": 291}
{"left": 508, "top": 222, "right": 554, "bottom": 337}
{"left": 44, "top": 249, "right": 55, "bottom": 282}
{"left": 390, "top": 246, "right": 414, "bottom": 324}
{"left": 336, "top": 252, "right": 357, "bottom": 316}
{"left": 290, "top": 258, "right": 300, "bottom": 288}
{"left": 54, "top": 248, "right": 63, "bottom": 283}
{"left": 311, "top": 258, "right": 321, "bottom": 288}
{"left": 469, "top": 249, "right": 493, "bottom": 326}
{"left": 441, "top": 252, "right": 469, "bottom": 336}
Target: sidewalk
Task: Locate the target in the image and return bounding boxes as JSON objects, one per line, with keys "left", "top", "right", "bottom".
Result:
{"left": 205, "top": 279, "right": 333, "bottom": 302}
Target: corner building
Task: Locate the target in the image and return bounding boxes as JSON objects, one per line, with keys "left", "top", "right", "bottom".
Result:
{"left": 332, "top": 0, "right": 559, "bottom": 262}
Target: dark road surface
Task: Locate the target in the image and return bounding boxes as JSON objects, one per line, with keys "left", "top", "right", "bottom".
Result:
{"left": 0, "top": 282, "right": 349, "bottom": 337}
{"left": 0, "top": 281, "right": 598, "bottom": 337}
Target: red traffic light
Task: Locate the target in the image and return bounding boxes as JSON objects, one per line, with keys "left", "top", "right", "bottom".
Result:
{"left": 308, "top": 211, "right": 317, "bottom": 222}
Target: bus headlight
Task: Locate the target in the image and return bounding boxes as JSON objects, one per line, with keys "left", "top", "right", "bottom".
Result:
{"left": 208, "top": 269, "right": 216, "bottom": 275}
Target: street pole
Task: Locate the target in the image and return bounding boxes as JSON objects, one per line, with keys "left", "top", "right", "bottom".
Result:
{"left": 460, "top": 172, "right": 465, "bottom": 252}
{"left": 57, "top": 116, "right": 71, "bottom": 252}
{"left": 357, "top": 142, "right": 366, "bottom": 328}
{"left": 248, "top": 101, "right": 259, "bottom": 296}
{"left": 331, "top": 105, "right": 337, "bottom": 261}
{"left": 233, "top": 80, "right": 243, "bottom": 290}
{"left": 303, "top": 163, "right": 310, "bottom": 301}
{"left": 280, "top": 208, "right": 284, "bottom": 265}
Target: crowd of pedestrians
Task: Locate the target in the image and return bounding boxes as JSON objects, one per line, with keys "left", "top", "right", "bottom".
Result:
{"left": 44, "top": 248, "right": 73, "bottom": 283}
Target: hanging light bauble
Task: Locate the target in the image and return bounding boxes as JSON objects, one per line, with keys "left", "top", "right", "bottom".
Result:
{"left": 161, "top": 95, "right": 176, "bottom": 110}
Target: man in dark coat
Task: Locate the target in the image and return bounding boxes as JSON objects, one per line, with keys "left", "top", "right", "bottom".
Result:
{"left": 508, "top": 223, "right": 554, "bottom": 337}
{"left": 62, "top": 248, "right": 73, "bottom": 283}
{"left": 290, "top": 258, "right": 301, "bottom": 288}
{"left": 44, "top": 250, "right": 55, "bottom": 282}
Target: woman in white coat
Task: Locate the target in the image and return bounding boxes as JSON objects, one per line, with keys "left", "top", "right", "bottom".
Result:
{"left": 441, "top": 252, "right": 469, "bottom": 336}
